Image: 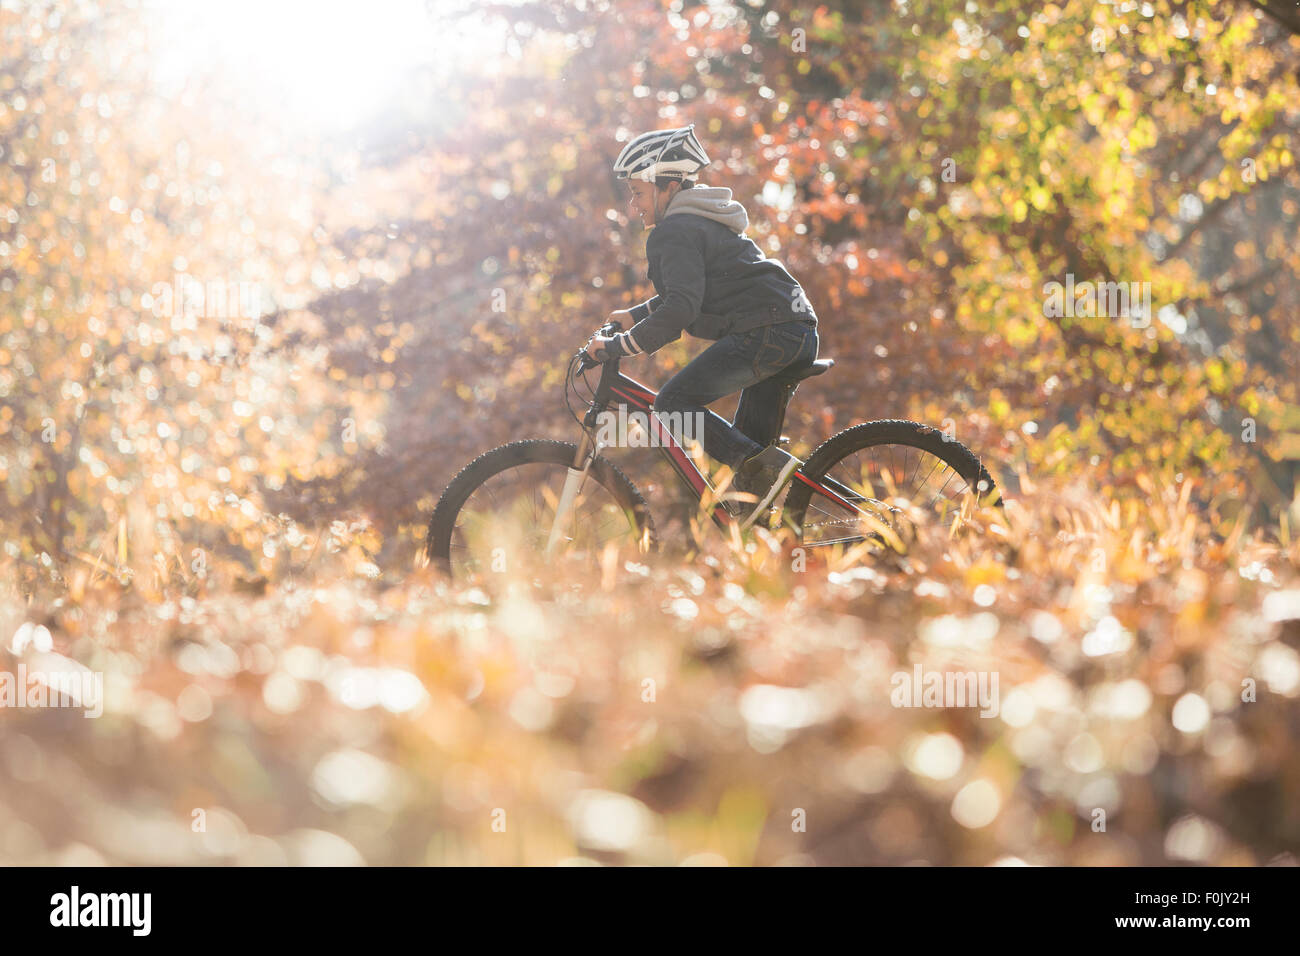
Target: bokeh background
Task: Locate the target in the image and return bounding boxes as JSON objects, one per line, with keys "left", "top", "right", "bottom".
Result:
{"left": 1, "top": 0, "right": 1299, "bottom": 864}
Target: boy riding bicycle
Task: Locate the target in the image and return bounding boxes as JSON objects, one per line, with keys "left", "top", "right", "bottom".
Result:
{"left": 584, "top": 124, "right": 820, "bottom": 518}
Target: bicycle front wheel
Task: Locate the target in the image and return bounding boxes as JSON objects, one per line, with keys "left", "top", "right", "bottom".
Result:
{"left": 783, "top": 420, "right": 1001, "bottom": 555}
{"left": 424, "top": 439, "right": 656, "bottom": 583}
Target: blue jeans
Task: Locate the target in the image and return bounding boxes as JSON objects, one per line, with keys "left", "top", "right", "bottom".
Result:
{"left": 652, "top": 319, "right": 819, "bottom": 469}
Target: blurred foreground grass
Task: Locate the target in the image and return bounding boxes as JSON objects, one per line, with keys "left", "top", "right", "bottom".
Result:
{"left": 1, "top": 472, "right": 1298, "bottom": 866}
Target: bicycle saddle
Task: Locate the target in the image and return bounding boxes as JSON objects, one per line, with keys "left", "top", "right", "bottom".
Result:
{"left": 772, "top": 358, "right": 834, "bottom": 385}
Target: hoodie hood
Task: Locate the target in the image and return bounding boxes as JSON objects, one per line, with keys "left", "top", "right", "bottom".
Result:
{"left": 662, "top": 185, "right": 749, "bottom": 234}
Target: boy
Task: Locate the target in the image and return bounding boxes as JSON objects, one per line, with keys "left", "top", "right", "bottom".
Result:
{"left": 584, "top": 124, "right": 820, "bottom": 519}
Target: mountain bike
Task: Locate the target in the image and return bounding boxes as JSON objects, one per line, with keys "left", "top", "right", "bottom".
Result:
{"left": 424, "top": 319, "right": 1002, "bottom": 582}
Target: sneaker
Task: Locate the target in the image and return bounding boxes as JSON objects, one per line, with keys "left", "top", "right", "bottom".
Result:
{"left": 729, "top": 445, "right": 801, "bottom": 521}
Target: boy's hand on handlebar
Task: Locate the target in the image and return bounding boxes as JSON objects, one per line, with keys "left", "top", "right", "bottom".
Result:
{"left": 584, "top": 333, "right": 617, "bottom": 362}
{"left": 581, "top": 310, "right": 635, "bottom": 362}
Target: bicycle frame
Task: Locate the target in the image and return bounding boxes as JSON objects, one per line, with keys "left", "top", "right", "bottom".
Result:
{"left": 543, "top": 352, "right": 875, "bottom": 554}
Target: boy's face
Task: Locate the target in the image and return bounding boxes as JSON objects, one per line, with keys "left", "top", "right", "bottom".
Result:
{"left": 627, "top": 179, "right": 676, "bottom": 227}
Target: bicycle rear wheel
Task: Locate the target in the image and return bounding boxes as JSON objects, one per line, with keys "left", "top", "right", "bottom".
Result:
{"left": 782, "top": 420, "right": 1000, "bottom": 555}
{"left": 424, "top": 439, "right": 656, "bottom": 583}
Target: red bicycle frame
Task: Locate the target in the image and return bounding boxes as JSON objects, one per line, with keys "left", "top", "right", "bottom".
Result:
{"left": 573, "top": 355, "right": 866, "bottom": 533}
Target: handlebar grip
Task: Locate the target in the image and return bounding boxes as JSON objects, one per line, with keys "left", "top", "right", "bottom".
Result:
{"left": 577, "top": 319, "right": 625, "bottom": 370}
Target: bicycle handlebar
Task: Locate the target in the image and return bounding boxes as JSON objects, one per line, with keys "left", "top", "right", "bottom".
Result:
{"left": 575, "top": 318, "right": 624, "bottom": 371}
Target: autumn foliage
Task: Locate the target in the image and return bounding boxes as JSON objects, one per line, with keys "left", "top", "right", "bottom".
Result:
{"left": 1, "top": 0, "right": 1298, "bottom": 865}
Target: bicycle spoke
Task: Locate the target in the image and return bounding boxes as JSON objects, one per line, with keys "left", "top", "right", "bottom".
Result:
{"left": 927, "top": 471, "right": 958, "bottom": 509}
{"left": 906, "top": 446, "right": 926, "bottom": 490}
{"left": 912, "top": 456, "right": 945, "bottom": 502}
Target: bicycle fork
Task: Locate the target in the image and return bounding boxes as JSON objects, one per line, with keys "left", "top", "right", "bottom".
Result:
{"left": 543, "top": 429, "right": 599, "bottom": 557}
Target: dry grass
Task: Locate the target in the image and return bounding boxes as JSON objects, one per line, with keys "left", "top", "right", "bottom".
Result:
{"left": 1, "top": 472, "right": 1298, "bottom": 865}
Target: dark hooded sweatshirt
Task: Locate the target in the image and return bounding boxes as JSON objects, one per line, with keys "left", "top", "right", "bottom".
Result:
{"left": 606, "top": 185, "right": 817, "bottom": 358}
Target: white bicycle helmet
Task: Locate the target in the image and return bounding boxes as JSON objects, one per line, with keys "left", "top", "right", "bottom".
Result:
{"left": 613, "top": 124, "right": 710, "bottom": 183}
